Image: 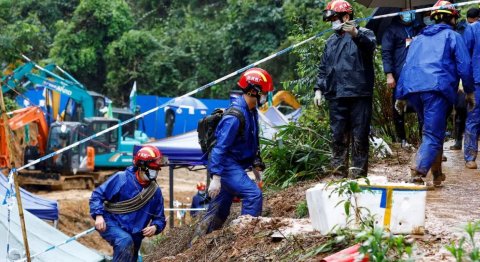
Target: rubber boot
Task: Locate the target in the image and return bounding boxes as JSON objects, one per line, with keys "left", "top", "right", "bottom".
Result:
{"left": 431, "top": 149, "right": 446, "bottom": 187}
{"left": 409, "top": 169, "right": 426, "bottom": 185}
{"left": 466, "top": 161, "right": 478, "bottom": 169}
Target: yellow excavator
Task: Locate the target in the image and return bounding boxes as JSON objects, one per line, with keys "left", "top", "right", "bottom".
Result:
{"left": 259, "top": 90, "right": 301, "bottom": 113}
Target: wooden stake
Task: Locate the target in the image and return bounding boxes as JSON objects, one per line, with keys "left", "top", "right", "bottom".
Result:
{"left": 0, "top": 87, "right": 31, "bottom": 261}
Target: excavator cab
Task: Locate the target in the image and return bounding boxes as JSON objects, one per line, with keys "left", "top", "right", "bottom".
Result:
{"left": 45, "top": 122, "right": 94, "bottom": 174}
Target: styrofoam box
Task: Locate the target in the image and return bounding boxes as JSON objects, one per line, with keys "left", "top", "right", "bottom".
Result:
{"left": 306, "top": 177, "right": 427, "bottom": 235}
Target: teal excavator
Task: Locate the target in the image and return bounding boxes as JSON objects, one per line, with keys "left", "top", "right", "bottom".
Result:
{"left": 1, "top": 58, "right": 149, "bottom": 188}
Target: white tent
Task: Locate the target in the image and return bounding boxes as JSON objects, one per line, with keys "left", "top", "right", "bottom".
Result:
{"left": 0, "top": 202, "right": 103, "bottom": 262}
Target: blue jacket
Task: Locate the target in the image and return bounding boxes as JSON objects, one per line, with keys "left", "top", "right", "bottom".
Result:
{"left": 463, "top": 22, "right": 480, "bottom": 84}
{"left": 208, "top": 96, "right": 259, "bottom": 176}
{"left": 89, "top": 166, "right": 166, "bottom": 235}
{"left": 381, "top": 20, "right": 419, "bottom": 80}
{"left": 190, "top": 192, "right": 209, "bottom": 217}
{"left": 396, "top": 24, "right": 474, "bottom": 104}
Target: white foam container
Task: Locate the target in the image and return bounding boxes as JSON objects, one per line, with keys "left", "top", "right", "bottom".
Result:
{"left": 306, "top": 176, "right": 427, "bottom": 235}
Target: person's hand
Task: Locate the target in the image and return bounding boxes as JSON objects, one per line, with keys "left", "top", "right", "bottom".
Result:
{"left": 208, "top": 175, "right": 221, "bottom": 198}
{"left": 342, "top": 21, "right": 358, "bottom": 37}
{"left": 395, "top": 100, "right": 407, "bottom": 115}
{"left": 466, "top": 92, "right": 476, "bottom": 112}
{"left": 386, "top": 73, "right": 396, "bottom": 89}
{"left": 142, "top": 225, "right": 157, "bottom": 237}
{"left": 314, "top": 90, "right": 323, "bottom": 107}
{"left": 95, "top": 215, "right": 106, "bottom": 232}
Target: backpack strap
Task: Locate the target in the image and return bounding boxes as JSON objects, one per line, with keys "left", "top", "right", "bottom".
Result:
{"left": 224, "top": 107, "right": 245, "bottom": 138}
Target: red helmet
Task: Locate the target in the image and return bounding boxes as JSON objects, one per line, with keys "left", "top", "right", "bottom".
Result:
{"left": 196, "top": 182, "right": 206, "bottom": 191}
{"left": 430, "top": 1, "right": 459, "bottom": 20}
{"left": 324, "top": 0, "right": 353, "bottom": 21}
{"left": 237, "top": 68, "right": 274, "bottom": 94}
{"left": 133, "top": 145, "right": 162, "bottom": 170}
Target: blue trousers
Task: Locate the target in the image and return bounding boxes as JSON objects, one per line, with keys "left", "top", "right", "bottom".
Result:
{"left": 202, "top": 166, "right": 262, "bottom": 233}
{"left": 408, "top": 92, "right": 449, "bottom": 174}
{"left": 100, "top": 223, "right": 143, "bottom": 262}
{"left": 464, "top": 86, "right": 480, "bottom": 161}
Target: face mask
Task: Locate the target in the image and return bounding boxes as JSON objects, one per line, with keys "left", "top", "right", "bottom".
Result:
{"left": 258, "top": 95, "right": 267, "bottom": 107}
{"left": 423, "top": 17, "right": 434, "bottom": 26}
{"left": 332, "top": 20, "right": 343, "bottom": 31}
{"left": 401, "top": 13, "right": 413, "bottom": 24}
{"left": 140, "top": 169, "right": 158, "bottom": 182}
{"left": 198, "top": 190, "right": 206, "bottom": 195}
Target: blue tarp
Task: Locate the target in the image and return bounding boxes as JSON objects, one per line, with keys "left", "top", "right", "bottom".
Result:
{"left": 136, "top": 95, "right": 230, "bottom": 139}
{"left": 0, "top": 173, "right": 59, "bottom": 221}
{"left": 135, "top": 131, "right": 205, "bottom": 166}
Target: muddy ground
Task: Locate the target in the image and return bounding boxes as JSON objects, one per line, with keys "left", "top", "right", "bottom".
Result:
{"left": 142, "top": 141, "right": 480, "bottom": 261}
{"left": 37, "top": 141, "right": 480, "bottom": 261}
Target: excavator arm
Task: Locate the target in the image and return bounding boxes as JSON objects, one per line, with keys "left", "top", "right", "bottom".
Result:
{"left": 8, "top": 106, "right": 49, "bottom": 156}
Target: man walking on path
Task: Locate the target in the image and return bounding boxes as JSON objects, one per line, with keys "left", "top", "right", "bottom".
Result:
{"left": 314, "top": 0, "right": 376, "bottom": 178}
{"left": 450, "top": 7, "right": 480, "bottom": 150}
{"left": 90, "top": 145, "right": 166, "bottom": 262}
{"left": 463, "top": 10, "right": 480, "bottom": 169}
{"left": 382, "top": 9, "right": 422, "bottom": 148}
{"left": 396, "top": 1, "right": 475, "bottom": 186}
{"left": 192, "top": 68, "right": 271, "bottom": 242}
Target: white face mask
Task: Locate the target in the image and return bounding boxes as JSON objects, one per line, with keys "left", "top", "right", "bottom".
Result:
{"left": 332, "top": 20, "right": 343, "bottom": 31}
{"left": 141, "top": 169, "right": 158, "bottom": 181}
{"left": 259, "top": 95, "right": 267, "bottom": 106}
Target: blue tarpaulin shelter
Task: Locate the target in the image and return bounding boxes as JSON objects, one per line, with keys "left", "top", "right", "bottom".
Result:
{"left": 0, "top": 173, "right": 58, "bottom": 221}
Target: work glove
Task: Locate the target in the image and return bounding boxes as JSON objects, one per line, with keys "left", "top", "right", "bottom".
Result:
{"left": 342, "top": 20, "right": 358, "bottom": 37}
{"left": 395, "top": 99, "right": 407, "bottom": 115}
{"left": 466, "top": 92, "right": 476, "bottom": 112}
{"left": 314, "top": 90, "right": 323, "bottom": 107}
{"left": 208, "top": 175, "right": 221, "bottom": 198}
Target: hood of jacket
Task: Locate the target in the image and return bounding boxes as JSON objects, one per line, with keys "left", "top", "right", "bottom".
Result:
{"left": 422, "top": 23, "right": 453, "bottom": 36}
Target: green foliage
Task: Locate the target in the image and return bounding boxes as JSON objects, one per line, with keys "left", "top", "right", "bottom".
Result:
{"left": 446, "top": 221, "right": 480, "bottom": 262}
{"left": 262, "top": 106, "right": 331, "bottom": 188}
{"left": 295, "top": 200, "right": 309, "bottom": 218}
{"left": 49, "top": 0, "right": 134, "bottom": 93}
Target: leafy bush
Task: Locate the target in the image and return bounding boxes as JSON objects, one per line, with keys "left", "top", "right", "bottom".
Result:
{"left": 295, "top": 200, "right": 309, "bottom": 218}
{"left": 446, "top": 221, "right": 480, "bottom": 262}
{"left": 262, "top": 106, "right": 331, "bottom": 188}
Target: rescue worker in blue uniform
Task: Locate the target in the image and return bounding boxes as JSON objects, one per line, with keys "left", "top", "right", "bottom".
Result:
{"left": 90, "top": 145, "right": 166, "bottom": 262}
{"left": 190, "top": 182, "right": 210, "bottom": 217}
{"left": 314, "top": 0, "right": 376, "bottom": 178}
{"left": 382, "top": 9, "right": 422, "bottom": 147}
{"left": 463, "top": 11, "right": 480, "bottom": 169}
{"left": 192, "top": 68, "right": 272, "bottom": 241}
{"left": 450, "top": 8, "right": 480, "bottom": 150}
{"left": 396, "top": 1, "right": 475, "bottom": 186}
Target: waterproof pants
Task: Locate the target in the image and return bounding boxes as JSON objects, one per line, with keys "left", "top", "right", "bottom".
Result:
{"left": 408, "top": 92, "right": 449, "bottom": 174}
{"left": 464, "top": 86, "right": 480, "bottom": 161}
{"left": 100, "top": 223, "right": 143, "bottom": 262}
{"left": 202, "top": 165, "right": 262, "bottom": 233}
{"left": 328, "top": 97, "right": 372, "bottom": 177}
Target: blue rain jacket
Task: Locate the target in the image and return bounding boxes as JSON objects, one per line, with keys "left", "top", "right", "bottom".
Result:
{"left": 190, "top": 192, "right": 209, "bottom": 217}
{"left": 381, "top": 19, "right": 419, "bottom": 80}
{"left": 396, "top": 24, "right": 474, "bottom": 104}
{"left": 463, "top": 22, "right": 480, "bottom": 84}
{"left": 89, "top": 166, "right": 166, "bottom": 235}
{"left": 208, "top": 96, "right": 259, "bottom": 176}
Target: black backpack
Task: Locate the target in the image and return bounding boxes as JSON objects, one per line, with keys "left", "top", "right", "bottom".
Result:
{"left": 197, "top": 107, "right": 245, "bottom": 154}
